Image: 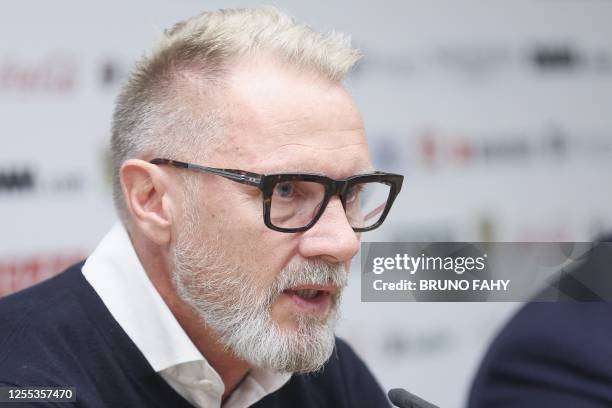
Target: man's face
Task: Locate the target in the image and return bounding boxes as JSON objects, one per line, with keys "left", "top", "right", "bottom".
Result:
{"left": 171, "top": 57, "right": 373, "bottom": 373}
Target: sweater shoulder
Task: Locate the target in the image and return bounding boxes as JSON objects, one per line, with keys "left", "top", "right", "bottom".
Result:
{"left": 0, "top": 263, "right": 93, "bottom": 378}
{"left": 0, "top": 262, "right": 86, "bottom": 334}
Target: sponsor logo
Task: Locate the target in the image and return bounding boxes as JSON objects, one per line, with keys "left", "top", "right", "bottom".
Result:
{"left": 0, "top": 166, "right": 85, "bottom": 196}
{"left": 0, "top": 252, "right": 84, "bottom": 297}
{"left": 0, "top": 53, "right": 78, "bottom": 94}
{"left": 530, "top": 45, "right": 579, "bottom": 70}
{"left": 353, "top": 44, "right": 611, "bottom": 78}
{"left": 398, "top": 127, "right": 612, "bottom": 169}
{"left": 0, "top": 169, "right": 35, "bottom": 192}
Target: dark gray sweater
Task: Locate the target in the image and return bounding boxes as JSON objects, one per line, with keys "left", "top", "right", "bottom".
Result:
{"left": 0, "top": 263, "right": 389, "bottom": 407}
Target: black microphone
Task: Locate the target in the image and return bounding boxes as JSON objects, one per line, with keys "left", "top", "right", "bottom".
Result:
{"left": 388, "top": 388, "right": 440, "bottom": 408}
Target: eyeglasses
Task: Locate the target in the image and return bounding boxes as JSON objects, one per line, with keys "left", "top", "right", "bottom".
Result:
{"left": 150, "top": 158, "right": 403, "bottom": 233}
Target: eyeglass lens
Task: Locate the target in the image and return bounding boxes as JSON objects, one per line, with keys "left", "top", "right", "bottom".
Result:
{"left": 269, "top": 180, "right": 391, "bottom": 230}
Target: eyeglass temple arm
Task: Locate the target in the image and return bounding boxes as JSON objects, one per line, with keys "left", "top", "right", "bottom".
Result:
{"left": 150, "top": 158, "right": 262, "bottom": 186}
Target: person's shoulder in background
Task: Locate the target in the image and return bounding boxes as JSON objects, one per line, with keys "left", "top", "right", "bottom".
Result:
{"left": 469, "top": 235, "right": 612, "bottom": 408}
{"left": 469, "top": 302, "right": 612, "bottom": 408}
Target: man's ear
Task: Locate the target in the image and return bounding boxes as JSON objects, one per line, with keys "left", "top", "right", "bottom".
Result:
{"left": 120, "top": 159, "right": 174, "bottom": 245}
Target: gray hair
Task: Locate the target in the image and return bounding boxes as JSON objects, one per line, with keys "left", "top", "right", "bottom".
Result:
{"left": 110, "top": 6, "right": 362, "bottom": 223}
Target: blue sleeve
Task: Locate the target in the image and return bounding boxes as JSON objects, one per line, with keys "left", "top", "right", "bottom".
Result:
{"left": 468, "top": 303, "right": 612, "bottom": 408}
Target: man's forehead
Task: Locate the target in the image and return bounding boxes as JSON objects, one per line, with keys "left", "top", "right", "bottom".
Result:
{"left": 209, "top": 57, "right": 372, "bottom": 175}
{"left": 220, "top": 83, "right": 364, "bottom": 141}
{"left": 210, "top": 130, "right": 373, "bottom": 176}
{"left": 216, "top": 128, "right": 373, "bottom": 176}
{"left": 249, "top": 140, "right": 374, "bottom": 175}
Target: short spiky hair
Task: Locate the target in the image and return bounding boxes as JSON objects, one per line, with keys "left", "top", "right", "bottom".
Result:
{"left": 110, "top": 6, "right": 362, "bottom": 223}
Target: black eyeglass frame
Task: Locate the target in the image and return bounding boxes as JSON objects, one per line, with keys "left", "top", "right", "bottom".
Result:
{"left": 150, "top": 158, "right": 403, "bottom": 233}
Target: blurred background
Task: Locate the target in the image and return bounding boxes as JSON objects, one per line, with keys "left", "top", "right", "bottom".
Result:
{"left": 1, "top": 1, "right": 611, "bottom": 407}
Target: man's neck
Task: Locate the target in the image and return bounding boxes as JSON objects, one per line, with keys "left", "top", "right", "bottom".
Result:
{"left": 132, "top": 234, "right": 251, "bottom": 400}
{"left": 168, "top": 294, "right": 252, "bottom": 401}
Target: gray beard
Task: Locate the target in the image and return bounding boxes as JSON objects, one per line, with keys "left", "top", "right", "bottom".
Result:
{"left": 171, "top": 210, "right": 347, "bottom": 373}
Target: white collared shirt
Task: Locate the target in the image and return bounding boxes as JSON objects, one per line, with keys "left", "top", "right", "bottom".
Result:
{"left": 82, "top": 223, "right": 291, "bottom": 408}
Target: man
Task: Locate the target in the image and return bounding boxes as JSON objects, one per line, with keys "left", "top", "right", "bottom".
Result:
{"left": 0, "top": 7, "right": 402, "bottom": 408}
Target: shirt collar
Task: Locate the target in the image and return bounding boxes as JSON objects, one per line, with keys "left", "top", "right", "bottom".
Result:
{"left": 82, "top": 223, "right": 291, "bottom": 407}
{"left": 82, "top": 222, "right": 204, "bottom": 372}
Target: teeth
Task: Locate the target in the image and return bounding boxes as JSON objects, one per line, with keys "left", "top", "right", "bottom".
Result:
{"left": 296, "top": 289, "right": 319, "bottom": 299}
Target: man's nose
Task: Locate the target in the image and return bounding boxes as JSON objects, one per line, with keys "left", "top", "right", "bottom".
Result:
{"left": 297, "top": 196, "right": 360, "bottom": 264}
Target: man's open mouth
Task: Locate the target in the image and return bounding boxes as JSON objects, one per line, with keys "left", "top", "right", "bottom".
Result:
{"left": 289, "top": 289, "right": 324, "bottom": 300}
{"left": 284, "top": 284, "right": 336, "bottom": 298}
{"left": 282, "top": 285, "right": 337, "bottom": 312}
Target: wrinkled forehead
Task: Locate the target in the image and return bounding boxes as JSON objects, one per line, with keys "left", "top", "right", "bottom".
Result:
{"left": 210, "top": 58, "right": 373, "bottom": 177}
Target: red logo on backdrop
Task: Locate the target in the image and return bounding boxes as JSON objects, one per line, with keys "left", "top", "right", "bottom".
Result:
{"left": 0, "top": 53, "right": 78, "bottom": 94}
{"left": 0, "top": 252, "right": 84, "bottom": 297}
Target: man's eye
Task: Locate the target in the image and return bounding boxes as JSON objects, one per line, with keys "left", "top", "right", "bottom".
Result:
{"left": 274, "top": 182, "right": 295, "bottom": 198}
{"left": 346, "top": 184, "right": 363, "bottom": 202}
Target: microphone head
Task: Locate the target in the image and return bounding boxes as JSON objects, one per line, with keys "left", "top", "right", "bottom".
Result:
{"left": 388, "top": 388, "right": 439, "bottom": 408}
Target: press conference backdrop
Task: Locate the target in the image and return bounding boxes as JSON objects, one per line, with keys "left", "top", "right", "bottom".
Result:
{"left": 1, "top": 1, "right": 611, "bottom": 407}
